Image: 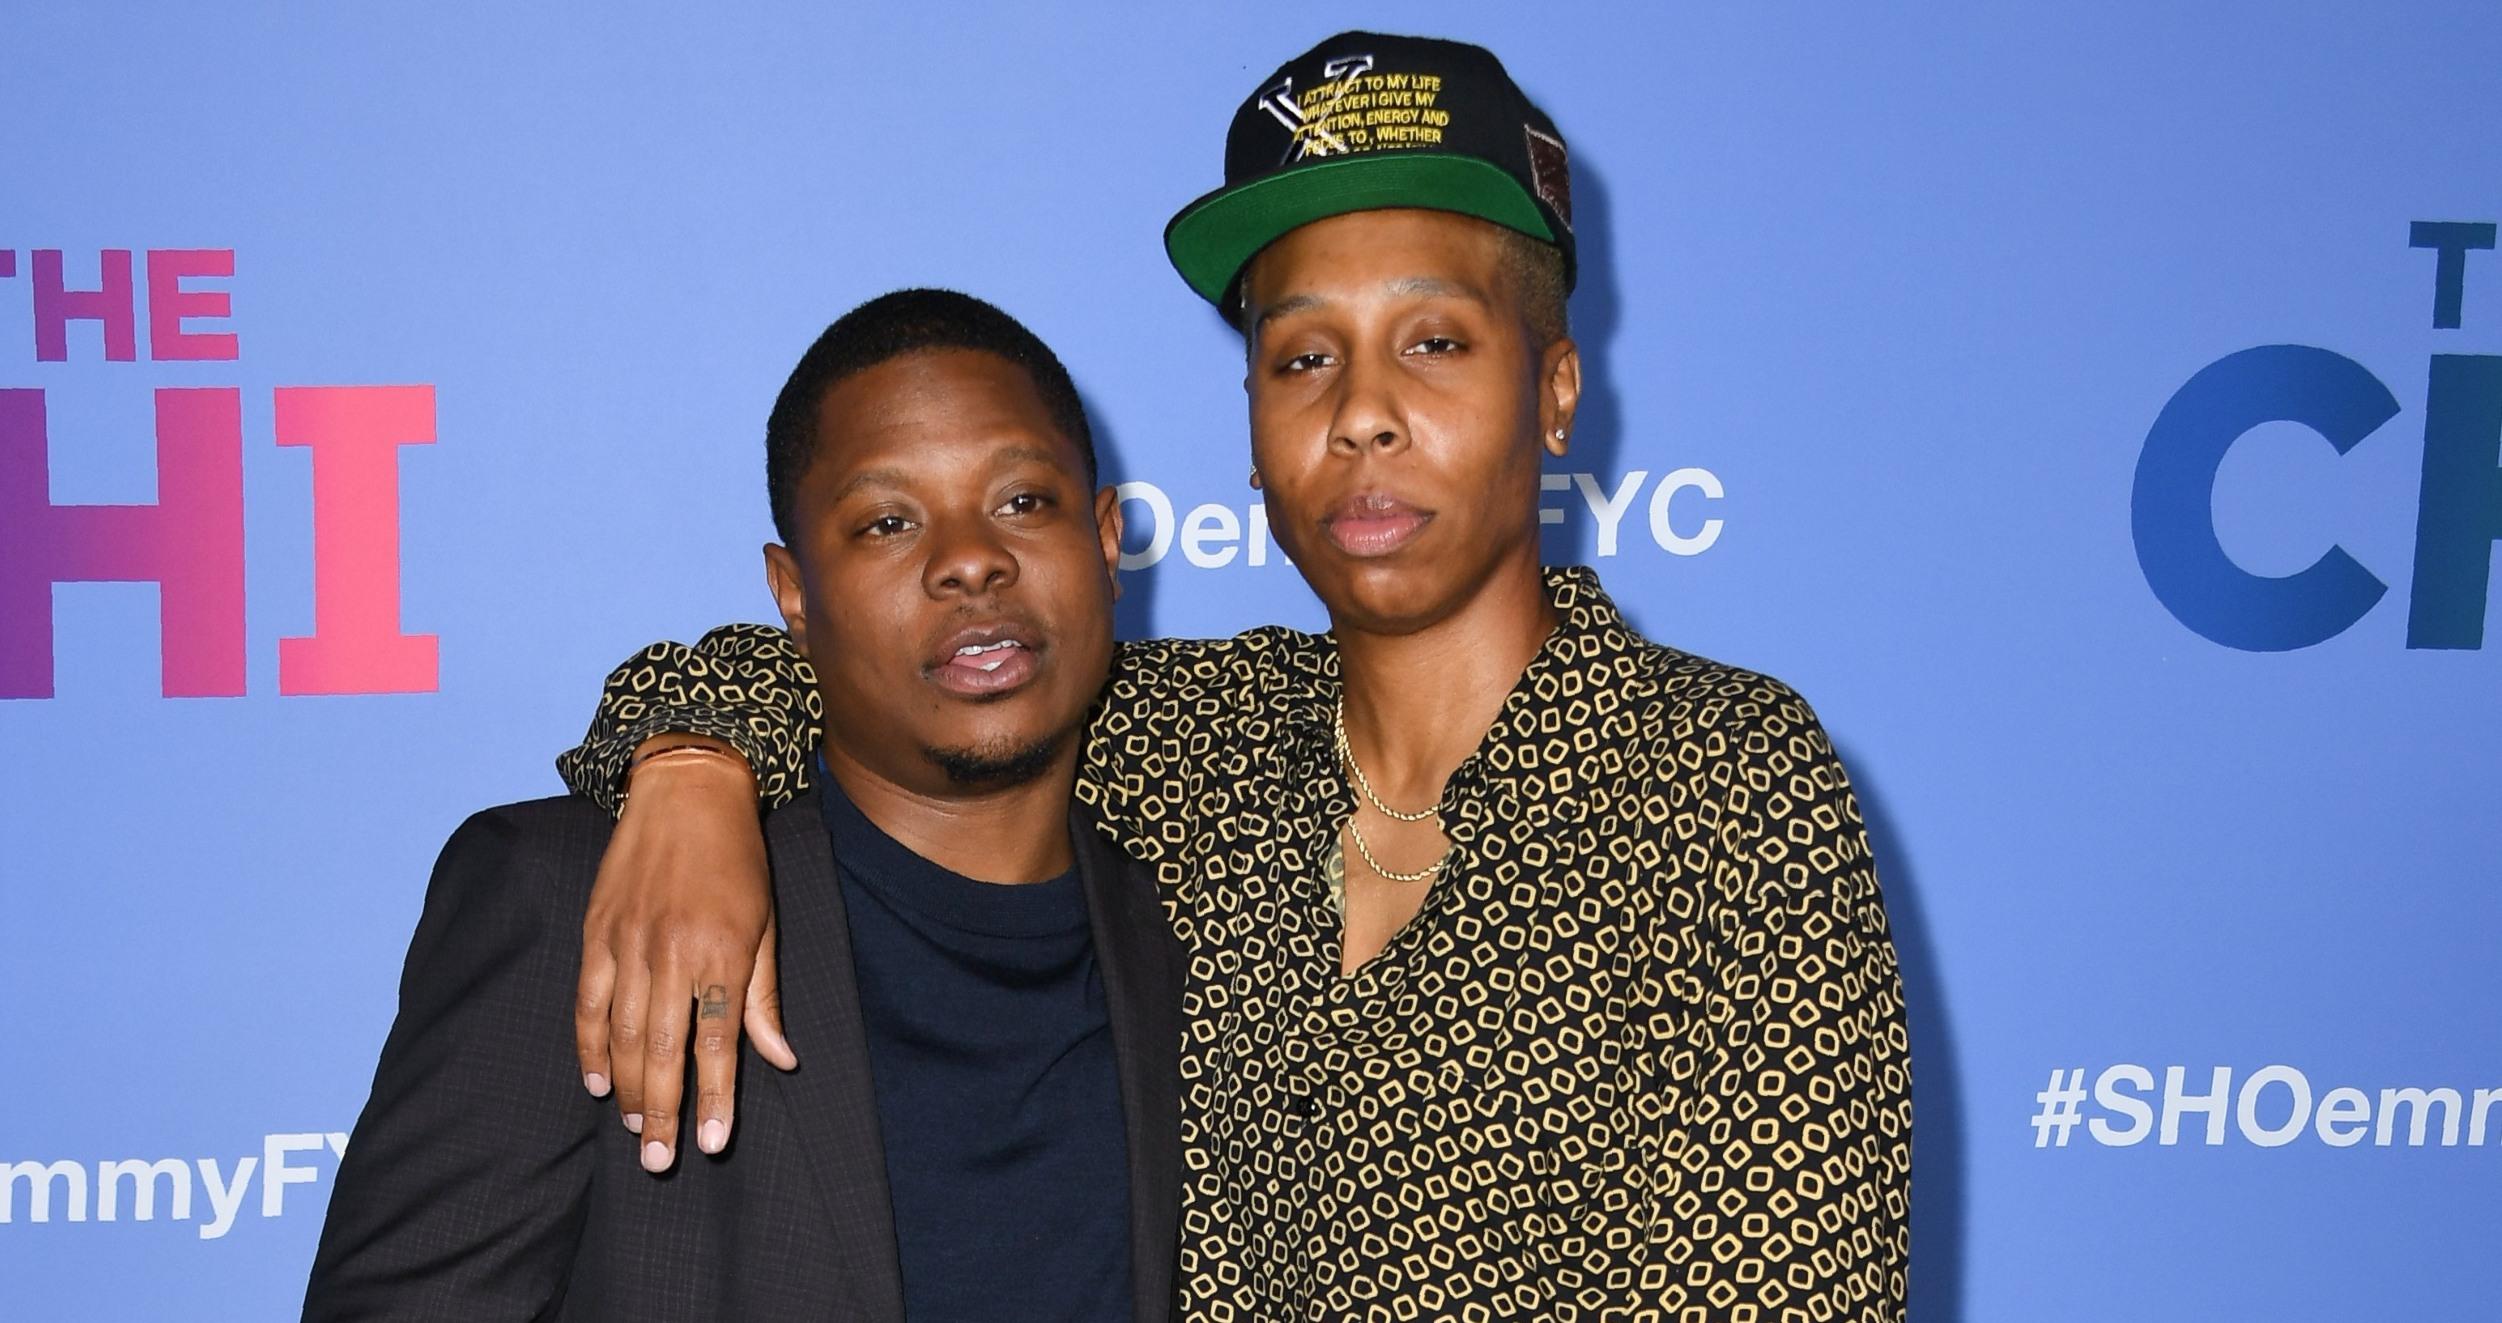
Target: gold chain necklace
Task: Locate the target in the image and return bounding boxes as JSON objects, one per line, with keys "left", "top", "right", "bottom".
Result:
{"left": 1345, "top": 819, "right": 1446, "bottom": 883}
{"left": 1335, "top": 700, "right": 1450, "bottom": 883}
{"left": 1334, "top": 701, "right": 1444, "bottom": 821}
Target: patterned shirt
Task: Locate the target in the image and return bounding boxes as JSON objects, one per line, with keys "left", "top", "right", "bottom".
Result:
{"left": 558, "top": 566, "right": 1912, "bottom": 1321}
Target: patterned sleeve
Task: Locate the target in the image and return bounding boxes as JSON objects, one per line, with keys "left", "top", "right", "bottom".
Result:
{"left": 1075, "top": 634, "right": 1257, "bottom": 879}
{"left": 1681, "top": 687, "right": 1912, "bottom": 1319}
{"left": 552, "top": 623, "right": 823, "bottom": 816}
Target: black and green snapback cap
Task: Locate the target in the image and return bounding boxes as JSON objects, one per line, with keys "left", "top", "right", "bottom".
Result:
{"left": 1163, "top": 31, "right": 1576, "bottom": 307}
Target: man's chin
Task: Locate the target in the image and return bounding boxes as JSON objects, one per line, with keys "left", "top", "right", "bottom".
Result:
{"left": 920, "top": 731, "right": 1065, "bottom": 787}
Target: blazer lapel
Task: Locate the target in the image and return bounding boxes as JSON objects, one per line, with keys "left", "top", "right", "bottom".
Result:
{"left": 1074, "top": 812, "right": 1183, "bottom": 1323}
{"left": 762, "top": 792, "right": 907, "bottom": 1323}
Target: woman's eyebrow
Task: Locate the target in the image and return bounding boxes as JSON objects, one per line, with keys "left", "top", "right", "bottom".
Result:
{"left": 1253, "top": 276, "right": 1489, "bottom": 335}
{"left": 1382, "top": 275, "right": 1489, "bottom": 304}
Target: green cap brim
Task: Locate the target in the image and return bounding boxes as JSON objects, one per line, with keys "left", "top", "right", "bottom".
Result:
{"left": 1163, "top": 153, "right": 1555, "bottom": 307}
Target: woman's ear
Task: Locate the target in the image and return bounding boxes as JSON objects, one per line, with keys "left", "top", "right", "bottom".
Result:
{"left": 1539, "top": 336, "right": 1582, "bottom": 458}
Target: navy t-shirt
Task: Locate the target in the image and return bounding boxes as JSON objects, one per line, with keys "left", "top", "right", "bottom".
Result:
{"left": 817, "top": 771, "right": 1133, "bottom": 1323}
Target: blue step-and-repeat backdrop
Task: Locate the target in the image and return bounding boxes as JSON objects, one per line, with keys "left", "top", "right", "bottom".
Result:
{"left": 3, "top": 5, "right": 2496, "bottom": 1319}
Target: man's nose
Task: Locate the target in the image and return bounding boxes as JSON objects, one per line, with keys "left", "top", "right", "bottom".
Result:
{"left": 923, "top": 516, "right": 1018, "bottom": 598}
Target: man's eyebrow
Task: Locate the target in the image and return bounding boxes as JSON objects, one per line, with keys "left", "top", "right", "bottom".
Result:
{"left": 990, "top": 443, "right": 1076, "bottom": 473}
{"left": 825, "top": 466, "right": 911, "bottom": 506}
{"left": 825, "top": 443, "right": 1074, "bottom": 505}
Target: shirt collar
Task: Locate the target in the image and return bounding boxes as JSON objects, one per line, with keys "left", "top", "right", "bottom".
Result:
{"left": 811, "top": 754, "right": 1089, "bottom": 938}
{"left": 1278, "top": 565, "right": 1641, "bottom": 832}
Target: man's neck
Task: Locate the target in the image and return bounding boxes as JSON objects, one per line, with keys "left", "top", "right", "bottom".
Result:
{"left": 818, "top": 745, "right": 1078, "bottom": 884}
{"left": 1334, "top": 556, "right": 1558, "bottom": 806}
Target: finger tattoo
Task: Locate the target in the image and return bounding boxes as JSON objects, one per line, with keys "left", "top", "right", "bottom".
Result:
{"left": 698, "top": 983, "right": 730, "bottom": 1020}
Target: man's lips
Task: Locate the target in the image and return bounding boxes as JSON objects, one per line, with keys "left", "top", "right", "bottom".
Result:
{"left": 926, "top": 622, "right": 1042, "bottom": 697}
{"left": 1319, "top": 492, "right": 1435, "bottom": 557}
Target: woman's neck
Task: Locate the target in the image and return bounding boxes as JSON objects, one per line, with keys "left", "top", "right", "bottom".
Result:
{"left": 1333, "top": 558, "right": 1558, "bottom": 807}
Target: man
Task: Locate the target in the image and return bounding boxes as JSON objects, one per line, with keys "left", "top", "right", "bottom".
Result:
{"left": 559, "top": 32, "right": 1911, "bottom": 1321}
{"left": 304, "top": 290, "right": 1182, "bottom": 1322}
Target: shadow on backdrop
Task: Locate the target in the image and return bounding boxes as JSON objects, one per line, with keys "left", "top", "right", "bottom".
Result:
{"left": 1561, "top": 150, "right": 1965, "bottom": 1317}
{"left": 1085, "top": 391, "right": 1162, "bottom": 640}
{"left": 1539, "top": 157, "right": 1633, "bottom": 569}
{"left": 1553, "top": 155, "right": 1626, "bottom": 517}
{"left": 1837, "top": 737, "right": 1966, "bottom": 1321}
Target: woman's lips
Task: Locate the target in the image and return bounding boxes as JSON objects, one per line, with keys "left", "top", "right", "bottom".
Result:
{"left": 1321, "top": 494, "right": 1435, "bottom": 557}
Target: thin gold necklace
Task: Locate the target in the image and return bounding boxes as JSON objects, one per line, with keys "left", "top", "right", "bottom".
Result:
{"left": 1346, "top": 820, "right": 1446, "bottom": 883}
{"left": 1335, "top": 700, "right": 1450, "bottom": 883}
{"left": 1334, "top": 701, "right": 1444, "bottom": 821}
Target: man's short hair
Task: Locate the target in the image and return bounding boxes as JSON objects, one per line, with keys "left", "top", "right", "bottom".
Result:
{"left": 1235, "top": 226, "right": 1570, "bottom": 347}
{"left": 767, "top": 289, "right": 1097, "bottom": 544}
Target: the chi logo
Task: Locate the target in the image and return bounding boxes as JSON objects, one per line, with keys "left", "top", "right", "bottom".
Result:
{"left": 2132, "top": 222, "right": 2502, "bottom": 651}
{"left": 0, "top": 247, "right": 437, "bottom": 698}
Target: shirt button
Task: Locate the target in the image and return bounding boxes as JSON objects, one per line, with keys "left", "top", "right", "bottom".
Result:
{"left": 1290, "top": 1093, "right": 1318, "bottom": 1119}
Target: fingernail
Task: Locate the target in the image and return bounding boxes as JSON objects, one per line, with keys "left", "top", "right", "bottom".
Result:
{"left": 623, "top": 1113, "right": 643, "bottom": 1134}
{"left": 698, "top": 1118, "right": 728, "bottom": 1153}
{"left": 585, "top": 1072, "right": 610, "bottom": 1097}
{"left": 641, "top": 1141, "right": 669, "bottom": 1172}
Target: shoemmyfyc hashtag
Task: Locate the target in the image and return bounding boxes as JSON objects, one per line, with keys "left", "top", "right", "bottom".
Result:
{"left": 2033, "top": 1066, "right": 2502, "bottom": 1149}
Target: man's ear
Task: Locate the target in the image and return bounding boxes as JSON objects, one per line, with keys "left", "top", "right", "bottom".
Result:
{"left": 1538, "top": 336, "right": 1583, "bottom": 459}
{"left": 763, "top": 543, "right": 810, "bottom": 651}
{"left": 1093, "top": 485, "right": 1126, "bottom": 602}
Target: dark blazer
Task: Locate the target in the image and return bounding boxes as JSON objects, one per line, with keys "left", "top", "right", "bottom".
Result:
{"left": 304, "top": 788, "right": 1183, "bottom": 1322}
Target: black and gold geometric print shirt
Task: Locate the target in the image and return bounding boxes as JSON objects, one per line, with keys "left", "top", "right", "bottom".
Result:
{"left": 558, "top": 566, "right": 1912, "bottom": 1322}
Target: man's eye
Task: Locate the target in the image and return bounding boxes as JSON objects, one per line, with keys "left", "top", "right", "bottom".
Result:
{"left": 998, "top": 492, "right": 1051, "bottom": 516}
{"left": 1279, "top": 351, "right": 1333, "bottom": 373}
{"left": 861, "top": 515, "right": 913, "bottom": 538}
{"left": 1405, "top": 336, "right": 1463, "bottom": 356}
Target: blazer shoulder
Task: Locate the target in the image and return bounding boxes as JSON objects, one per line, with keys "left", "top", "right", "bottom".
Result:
{"left": 431, "top": 794, "right": 615, "bottom": 909}
{"left": 462, "top": 792, "right": 619, "bottom": 831}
